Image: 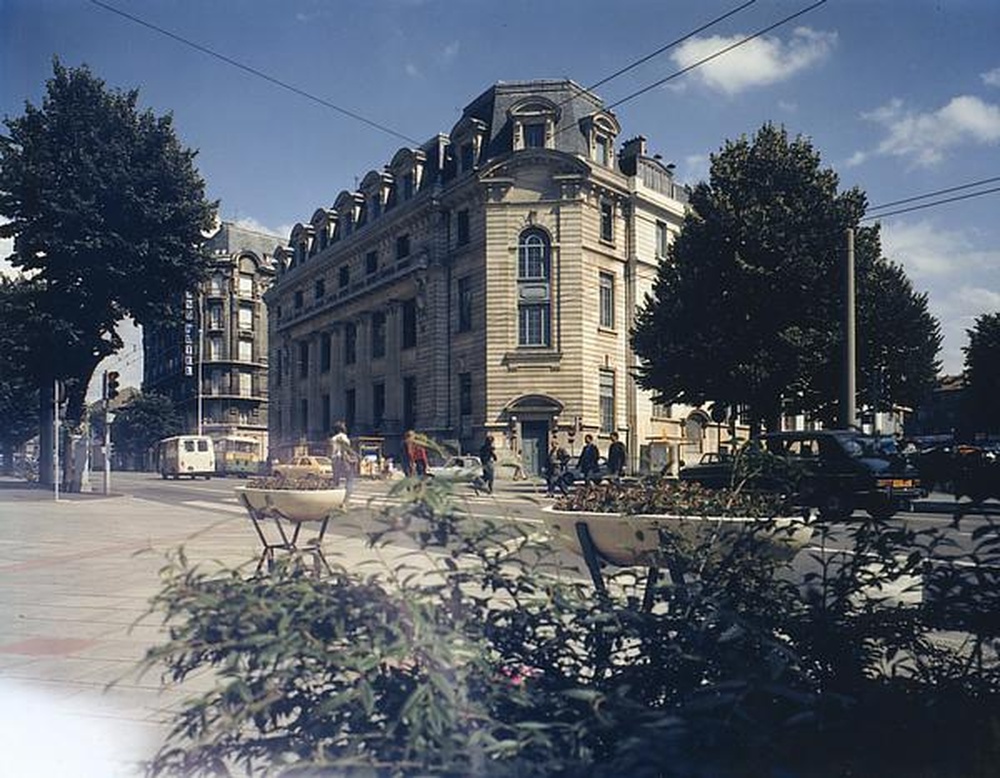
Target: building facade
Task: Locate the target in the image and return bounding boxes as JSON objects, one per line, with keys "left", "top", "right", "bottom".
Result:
{"left": 143, "top": 222, "right": 280, "bottom": 459}
{"left": 266, "top": 80, "right": 725, "bottom": 474}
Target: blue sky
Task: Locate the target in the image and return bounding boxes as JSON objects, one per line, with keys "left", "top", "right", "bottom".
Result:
{"left": 3, "top": 0, "right": 999, "bottom": 394}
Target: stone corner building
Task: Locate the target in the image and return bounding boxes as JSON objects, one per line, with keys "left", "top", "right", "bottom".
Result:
{"left": 143, "top": 221, "right": 281, "bottom": 460}
{"left": 266, "top": 79, "right": 723, "bottom": 474}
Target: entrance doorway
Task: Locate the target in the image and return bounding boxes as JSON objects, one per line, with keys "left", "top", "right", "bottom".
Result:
{"left": 521, "top": 420, "right": 549, "bottom": 476}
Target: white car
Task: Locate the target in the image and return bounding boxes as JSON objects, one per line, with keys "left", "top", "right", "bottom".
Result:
{"left": 432, "top": 455, "right": 483, "bottom": 481}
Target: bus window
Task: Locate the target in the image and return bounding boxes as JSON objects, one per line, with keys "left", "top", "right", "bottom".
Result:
{"left": 184, "top": 441, "right": 195, "bottom": 452}
{"left": 198, "top": 440, "right": 209, "bottom": 452}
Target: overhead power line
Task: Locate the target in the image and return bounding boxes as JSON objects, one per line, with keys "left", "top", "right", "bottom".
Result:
{"left": 867, "top": 175, "right": 1000, "bottom": 213}
{"left": 606, "top": 0, "right": 829, "bottom": 111}
{"left": 88, "top": 0, "right": 421, "bottom": 146}
{"left": 862, "top": 184, "right": 1000, "bottom": 221}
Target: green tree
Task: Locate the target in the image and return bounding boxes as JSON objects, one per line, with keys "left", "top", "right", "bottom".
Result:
{"left": 632, "top": 123, "right": 940, "bottom": 435}
{"left": 110, "top": 392, "right": 182, "bottom": 469}
{"left": 963, "top": 312, "right": 1000, "bottom": 436}
{"left": 0, "top": 276, "right": 41, "bottom": 473}
{"left": 0, "top": 59, "right": 217, "bottom": 428}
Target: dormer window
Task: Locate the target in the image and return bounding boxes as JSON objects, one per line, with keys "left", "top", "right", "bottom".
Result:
{"left": 460, "top": 143, "right": 475, "bottom": 172}
{"left": 510, "top": 97, "right": 559, "bottom": 152}
{"left": 582, "top": 111, "right": 621, "bottom": 169}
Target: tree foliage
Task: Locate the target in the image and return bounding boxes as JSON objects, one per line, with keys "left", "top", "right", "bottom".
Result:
{"left": 110, "top": 392, "right": 183, "bottom": 467}
{"left": 0, "top": 59, "right": 217, "bottom": 424}
{"left": 632, "top": 124, "right": 940, "bottom": 435}
{"left": 963, "top": 312, "right": 1000, "bottom": 435}
{"left": 0, "top": 276, "right": 41, "bottom": 460}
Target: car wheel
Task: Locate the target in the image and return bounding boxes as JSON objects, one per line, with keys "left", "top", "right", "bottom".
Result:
{"left": 819, "top": 492, "right": 853, "bottom": 520}
{"left": 866, "top": 494, "right": 896, "bottom": 520}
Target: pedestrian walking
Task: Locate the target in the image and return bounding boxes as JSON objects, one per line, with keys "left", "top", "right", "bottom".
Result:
{"left": 479, "top": 435, "right": 497, "bottom": 494}
{"left": 328, "top": 420, "right": 357, "bottom": 501}
{"left": 544, "top": 440, "right": 561, "bottom": 496}
{"left": 578, "top": 434, "right": 600, "bottom": 486}
{"left": 402, "top": 430, "right": 429, "bottom": 478}
{"left": 607, "top": 431, "right": 627, "bottom": 483}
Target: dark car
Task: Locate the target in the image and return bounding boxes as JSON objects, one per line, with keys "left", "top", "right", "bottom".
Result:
{"left": 678, "top": 451, "right": 738, "bottom": 489}
{"left": 680, "top": 430, "right": 923, "bottom": 520}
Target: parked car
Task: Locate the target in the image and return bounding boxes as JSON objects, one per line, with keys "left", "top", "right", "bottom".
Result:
{"left": 431, "top": 455, "right": 483, "bottom": 482}
{"left": 271, "top": 455, "right": 334, "bottom": 479}
{"left": 677, "top": 451, "right": 739, "bottom": 489}
{"left": 680, "top": 430, "right": 923, "bottom": 520}
{"left": 556, "top": 455, "right": 612, "bottom": 490}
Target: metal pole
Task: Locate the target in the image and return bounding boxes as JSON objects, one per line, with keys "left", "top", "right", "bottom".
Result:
{"left": 103, "top": 386, "right": 111, "bottom": 496}
{"left": 53, "top": 379, "right": 60, "bottom": 502}
{"left": 844, "top": 228, "right": 857, "bottom": 429}
{"left": 197, "top": 291, "right": 204, "bottom": 436}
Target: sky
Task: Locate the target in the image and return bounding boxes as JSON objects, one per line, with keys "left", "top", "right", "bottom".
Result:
{"left": 2, "top": 0, "right": 999, "bottom": 396}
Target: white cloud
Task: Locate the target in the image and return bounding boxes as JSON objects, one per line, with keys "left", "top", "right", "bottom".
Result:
{"left": 860, "top": 95, "right": 1000, "bottom": 167}
{"left": 880, "top": 219, "right": 1000, "bottom": 374}
{"left": 441, "top": 41, "right": 460, "bottom": 63}
{"left": 682, "top": 153, "right": 710, "bottom": 185}
{"left": 845, "top": 150, "right": 868, "bottom": 168}
{"left": 0, "top": 235, "right": 14, "bottom": 277}
{"left": 232, "top": 217, "right": 293, "bottom": 241}
{"left": 670, "top": 26, "right": 836, "bottom": 95}
{"left": 405, "top": 62, "right": 420, "bottom": 78}
{"left": 777, "top": 100, "right": 798, "bottom": 114}
{"left": 982, "top": 67, "right": 1000, "bottom": 88}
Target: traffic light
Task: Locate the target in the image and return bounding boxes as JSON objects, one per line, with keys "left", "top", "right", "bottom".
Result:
{"left": 104, "top": 370, "right": 120, "bottom": 401}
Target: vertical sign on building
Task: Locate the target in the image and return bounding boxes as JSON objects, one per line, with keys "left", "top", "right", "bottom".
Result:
{"left": 183, "top": 291, "right": 196, "bottom": 377}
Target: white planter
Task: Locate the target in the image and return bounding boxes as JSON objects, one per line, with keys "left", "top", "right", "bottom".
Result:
{"left": 541, "top": 506, "right": 813, "bottom": 567}
{"left": 235, "top": 486, "right": 347, "bottom": 522}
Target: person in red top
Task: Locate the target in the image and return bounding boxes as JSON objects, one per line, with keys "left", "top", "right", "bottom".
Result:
{"left": 402, "top": 429, "right": 429, "bottom": 478}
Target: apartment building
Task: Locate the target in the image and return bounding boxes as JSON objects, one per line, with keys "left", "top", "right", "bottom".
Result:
{"left": 266, "top": 79, "right": 724, "bottom": 474}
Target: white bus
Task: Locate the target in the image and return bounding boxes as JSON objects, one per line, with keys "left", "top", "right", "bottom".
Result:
{"left": 157, "top": 435, "right": 216, "bottom": 480}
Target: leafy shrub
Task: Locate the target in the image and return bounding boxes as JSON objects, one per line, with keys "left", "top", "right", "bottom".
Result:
{"left": 139, "top": 477, "right": 1000, "bottom": 777}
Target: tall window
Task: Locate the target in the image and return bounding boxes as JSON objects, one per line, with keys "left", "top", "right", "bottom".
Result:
{"left": 457, "top": 209, "right": 470, "bottom": 246}
{"left": 209, "top": 275, "right": 224, "bottom": 295}
{"left": 517, "top": 228, "right": 551, "bottom": 347}
{"left": 371, "top": 311, "right": 386, "bottom": 359}
{"left": 457, "top": 276, "right": 472, "bottom": 332}
{"left": 207, "top": 336, "right": 222, "bottom": 361}
{"left": 239, "top": 371, "right": 252, "bottom": 397}
{"left": 298, "top": 341, "right": 309, "bottom": 378}
{"left": 459, "top": 373, "right": 472, "bottom": 416}
{"left": 460, "top": 142, "right": 474, "bottom": 172}
{"left": 344, "top": 323, "right": 357, "bottom": 365}
{"left": 656, "top": 220, "right": 669, "bottom": 258}
{"left": 524, "top": 122, "right": 546, "bottom": 148}
{"left": 238, "top": 304, "right": 253, "bottom": 330}
{"left": 595, "top": 134, "right": 611, "bottom": 166}
{"left": 599, "top": 272, "right": 615, "bottom": 329}
{"left": 314, "top": 277, "right": 326, "bottom": 300}
{"left": 402, "top": 299, "right": 417, "bottom": 349}
{"left": 366, "top": 250, "right": 378, "bottom": 275}
{"left": 238, "top": 274, "right": 254, "bottom": 297}
{"left": 238, "top": 338, "right": 253, "bottom": 362}
{"left": 373, "top": 382, "right": 385, "bottom": 427}
{"left": 345, "top": 388, "right": 356, "bottom": 430}
{"left": 599, "top": 370, "right": 615, "bottom": 434}
{"left": 396, "top": 234, "right": 411, "bottom": 262}
{"left": 402, "top": 172, "right": 414, "bottom": 200}
{"left": 600, "top": 200, "right": 614, "bottom": 242}
{"left": 339, "top": 264, "right": 350, "bottom": 290}
{"left": 320, "top": 332, "right": 331, "bottom": 373}
{"left": 403, "top": 376, "right": 417, "bottom": 431}
{"left": 294, "top": 290, "right": 304, "bottom": 310}
{"left": 321, "top": 393, "right": 331, "bottom": 434}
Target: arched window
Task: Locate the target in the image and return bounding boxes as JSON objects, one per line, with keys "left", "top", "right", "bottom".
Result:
{"left": 517, "top": 228, "right": 551, "bottom": 347}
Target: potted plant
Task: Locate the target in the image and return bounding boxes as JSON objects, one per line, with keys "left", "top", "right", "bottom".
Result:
{"left": 235, "top": 473, "right": 347, "bottom": 522}
{"left": 543, "top": 479, "right": 812, "bottom": 567}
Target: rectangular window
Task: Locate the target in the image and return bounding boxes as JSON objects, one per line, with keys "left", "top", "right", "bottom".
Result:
{"left": 238, "top": 274, "right": 254, "bottom": 297}
{"left": 321, "top": 393, "right": 331, "bottom": 434}
{"left": 457, "top": 209, "right": 470, "bottom": 246}
{"left": 457, "top": 276, "right": 472, "bottom": 332}
{"left": 238, "top": 304, "right": 253, "bottom": 330}
{"left": 519, "top": 303, "right": 551, "bottom": 347}
{"left": 403, "top": 376, "right": 417, "bottom": 431}
{"left": 299, "top": 399, "right": 308, "bottom": 433}
{"left": 238, "top": 338, "right": 253, "bottom": 362}
{"left": 599, "top": 370, "right": 615, "bottom": 434}
{"left": 373, "top": 382, "right": 385, "bottom": 427}
{"left": 396, "top": 234, "right": 411, "bottom": 262}
{"left": 207, "top": 336, "right": 222, "bottom": 361}
{"left": 345, "top": 388, "right": 356, "bottom": 431}
{"left": 366, "top": 250, "right": 378, "bottom": 275}
{"left": 239, "top": 371, "right": 252, "bottom": 397}
{"left": 320, "top": 332, "right": 331, "bottom": 373}
{"left": 524, "top": 122, "right": 546, "bottom": 148}
{"left": 207, "top": 304, "right": 223, "bottom": 328}
{"left": 339, "top": 264, "right": 350, "bottom": 289}
{"left": 656, "top": 220, "right": 669, "bottom": 258}
{"left": 599, "top": 272, "right": 615, "bottom": 329}
{"left": 459, "top": 372, "right": 472, "bottom": 416}
{"left": 370, "top": 195, "right": 381, "bottom": 220}
{"left": 314, "top": 277, "right": 326, "bottom": 300}
{"left": 210, "top": 275, "right": 224, "bottom": 296}
{"left": 345, "top": 323, "right": 357, "bottom": 365}
{"left": 402, "top": 172, "right": 414, "bottom": 200}
{"left": 294, "top": 290, "right": 304, "bottom": 309}
{"left": 460, "top": 142, "right": 474, "bottom": 172}
{"left": 371, "top": 311, "right": 386, "bottom": 359}
{"left": 596, "top": 135, "right": 611, "bottom": 166}
{"left": 298, "top": 340, "right": 309, "bottom": 378}
{"left": 600, "top": 201, "right": 614, "bottom": 242}
{"left": 402, "top": 299, "right": 417, "bottom": 349}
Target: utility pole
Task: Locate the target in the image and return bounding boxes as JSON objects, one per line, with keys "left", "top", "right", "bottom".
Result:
{"left": 102, "top": 370, "right": 120, "bottom": 495}
{"left": 53, "top": 379, "right": 60, "bottom": 502}
{"left": 844, "top": 228, "right": 857, "bottom": 429}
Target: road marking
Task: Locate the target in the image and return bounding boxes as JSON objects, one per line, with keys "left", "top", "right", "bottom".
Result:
{"left": 180, "top": 500, "right": 247, "bottom": 515}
